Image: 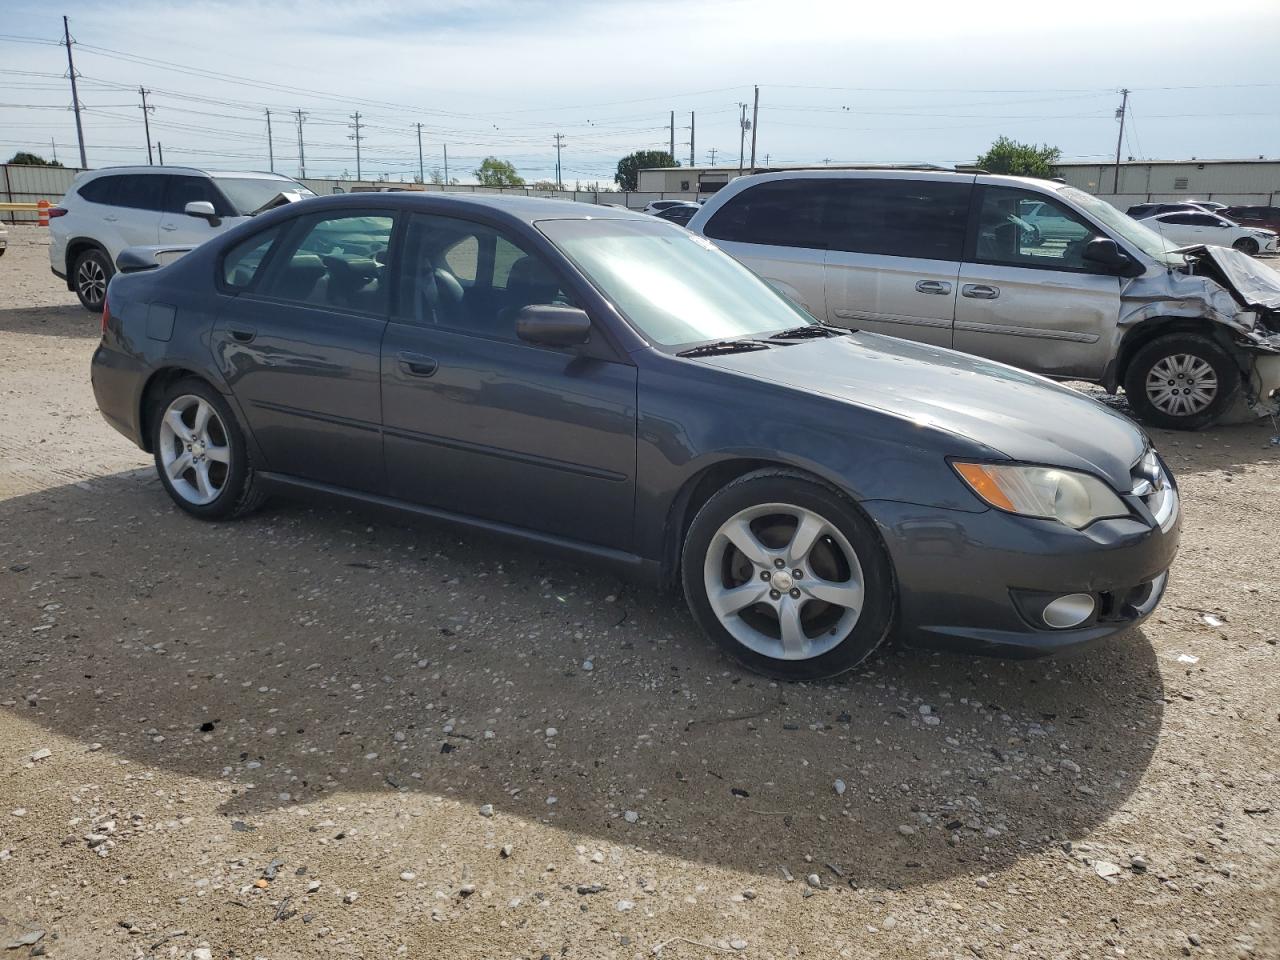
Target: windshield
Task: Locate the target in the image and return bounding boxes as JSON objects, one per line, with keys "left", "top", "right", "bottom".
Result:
{"left": 1058, "top": 186, "right": 1184, "bottom": 267}
{"left": 214, "top": 176, "right": 314, "bottom": 216}
{"left": 537, "top": 218, "right": 816, "bottom": 346}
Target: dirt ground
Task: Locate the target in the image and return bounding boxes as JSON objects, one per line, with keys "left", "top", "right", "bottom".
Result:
{"left": 0, "top": 225, "right": 1277, "bottom": 960}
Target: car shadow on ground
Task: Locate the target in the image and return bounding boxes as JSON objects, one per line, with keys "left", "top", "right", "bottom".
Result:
{"left": 0, "top": 304, "right": 96, "bottom": 338}
{"left": 0, "top": 468, "right": 1166, "bottom": 890}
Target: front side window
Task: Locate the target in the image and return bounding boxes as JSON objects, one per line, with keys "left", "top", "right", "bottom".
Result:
{"left": 971, "top": 187, "right": 1097, "bottom": 270}
{"left": 826, "top": 179, "right": 970, "bottom": 260}
{"left": 540, "top": 217, "right": 815, "bottom": 346}
{"left": 702, "top": 179, "right": 832, "bottom": 249}
{"left": 396, "top": 214, "right": 573, "bottom": 341}
{"left": 164, "top": 176, "right": 229, "bottom": 216}
{"left": 221, "top": 226, "right": 282, "bottom": 290}
{"left": 258, "top": 213, "right": 393, "bottom": 313}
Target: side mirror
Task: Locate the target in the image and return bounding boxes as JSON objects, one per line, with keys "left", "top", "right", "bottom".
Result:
{"left": 184, "top": 200, "right": 220, "bottom": 226}
{"left": 516, "top": 304, "right": 591, "bottom": 348}
{"left": 115, "top": 247, "right": 161, "bottom": 274}
{"left": 1082, "top": 237, "right": 1139, "bottom": 276}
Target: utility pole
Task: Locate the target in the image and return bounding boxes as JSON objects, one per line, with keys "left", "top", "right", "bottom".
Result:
{"left": 62, "top": 16, "right": 87, "bottom": 169}
{"left": 416, "top": 123, "right": 424, "bottom": 183}
{"left": 50, "top": 138, "right": 57, "bottom": 163}
{"left": 348, "top": 111, "right": 363, "bottom": 181}
{"left": 554, "top": 132, "right": 565, "bottom": 189}
{"left": 157, "top": 141, "right": 164, "bottom": 165}
{"left": 1112, "top": 88, "right": 1130, "bottom": 194}
{"left": 265, "top": 109, "right": 274, "bottom": 173}
{"left": 293, "top": 109, "right": 307, "bottom": 178}
{"left": 669, "top": 110, "right": 675, "bottom": 163}
{"left": 689, "top": 112, "right": 695, "bottom": 168}
{"left": 708, "top": 147, "right": 718, "bottom": 165}
{"left": 139, "top": 87, "right": 154, "bottom": 165}
{"left": 749, "top": 85, "right": 759, "bottom": 170}
{"left": 737, "top": 102, "right": 748, "bottom": 176}
{"left": 443, "top": 145, "right": 449, "bottom": 185}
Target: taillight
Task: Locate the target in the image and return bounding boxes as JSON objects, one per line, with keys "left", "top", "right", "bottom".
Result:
{"left": 48, "top": 207, "right": 67, "bottom": 218}
{"left": 101, "top": 295, "right": 109, "bottom": 335}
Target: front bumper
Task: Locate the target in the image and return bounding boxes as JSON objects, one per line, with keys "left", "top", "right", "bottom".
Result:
{"left": 863, "top": 494, "right": 1180, "bottom": 658}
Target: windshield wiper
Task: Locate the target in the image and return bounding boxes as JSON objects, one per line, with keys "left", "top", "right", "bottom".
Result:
{"left": 768, "top": 324, "right": 848, "bottom": 340}
{"left": 676, "top": 339, "right": 773, "bottom": 358}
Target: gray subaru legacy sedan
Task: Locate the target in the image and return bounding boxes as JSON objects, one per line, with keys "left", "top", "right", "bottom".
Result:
{"left": 90, "top": 194, "right": 1179, "bottom": 680}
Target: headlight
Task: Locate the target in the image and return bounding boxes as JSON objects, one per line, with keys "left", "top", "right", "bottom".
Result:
{"left": 953, "top": 462, "right": 1128, "bottom": 529}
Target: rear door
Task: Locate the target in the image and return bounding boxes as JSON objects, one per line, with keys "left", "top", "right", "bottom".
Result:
{"left": 822, "top": 176, "right": 970, "bottom": 348}
{"left": 106, "top": 175, "right": 165, "bottom": 248}
{"left": 698, "top": 179, "right": 829, "bottom": 316}
{"left": 211, "top": 209, "right": 394, "bottom": 492}
{"left": 954, "top": 184, "right": 1121, "bottom": 381}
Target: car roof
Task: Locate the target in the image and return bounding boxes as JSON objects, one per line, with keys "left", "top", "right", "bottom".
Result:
{"left": 294, "top": 191, "right": 648, "bottom": 225}
{"left": 73, "top": 165, "right": 301, "bottom": 182}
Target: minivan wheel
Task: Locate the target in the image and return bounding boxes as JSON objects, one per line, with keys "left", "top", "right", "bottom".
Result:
{"left": 682, "top": 470, "right": 893, "bottom": 681}
{"left": 151, "top": 378, "right": 265, "bottom": 520}
{"left": 1123, "top": 333, "right": 1240, "bottom": 430}
{"left": 72, "top": 248, "right": 112, "bottom": 312}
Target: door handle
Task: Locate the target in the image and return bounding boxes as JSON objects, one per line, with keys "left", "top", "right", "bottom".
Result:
{"left": 961, "top": 284, "right": 1000, "bottom": 300}
{"left": 914, "top": 280, "right": 952, "bottom": 295}
{"left": 227, "top": 324, "right": 257, "bottom": 343}
{"left": 103, "top": 215, "right": 118, "bottom": 223}
{"left": 161, "top": 223, "right": 178, "bottom": 232}
{"left": 397, "top": 352, "right": 438, "bottom": 377}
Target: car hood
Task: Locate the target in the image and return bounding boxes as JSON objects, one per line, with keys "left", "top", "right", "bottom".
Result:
{"left": 1195, "top": 245, "right": 1280, "bottom": 311}
{"left": 697, "top": 333, "right": 1146, "bottom": 488}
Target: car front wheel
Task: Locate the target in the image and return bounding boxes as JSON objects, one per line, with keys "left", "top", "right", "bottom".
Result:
{"left": 682, "top": 470, "right": 894, "bottom": 680}
{"left": 1123, "top": 333, "right": 1241, "bottom": 430}
{"left": 73, "top": 248, "right": 112, "bottom": 312}
{"left": 1232, "top": 237, "right": 1259, "bottom": 255}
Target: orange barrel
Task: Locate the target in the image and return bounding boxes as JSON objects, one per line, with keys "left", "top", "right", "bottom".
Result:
{"left": 37, "top": 199, "right": 50, "bottom": 227}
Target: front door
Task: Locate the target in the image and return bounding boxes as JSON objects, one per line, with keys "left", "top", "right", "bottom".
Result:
{"left": 211, "top": 210, "right": 394, "bottom": 492}
{"left": 822, "top": 177, "right": 971, "bottom": 348}
{"left": 380, "top": 213, "right": 638, "bottom": 549}
{"left": 159, "top": 174, "right": 234, "bottom": 246}
{"left": 954, "top": 185, "right": 1122, "bottom": 381}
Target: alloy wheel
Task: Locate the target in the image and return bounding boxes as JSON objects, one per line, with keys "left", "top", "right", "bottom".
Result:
{"left": 158, "top": 395, "right": 232, "bottom": 505}
{"left": 702, "top": 502, "right": 864, "bottom": 661}
{"left": 76, "top": 257, "right": 107, "bottom": 306}
{"left": 1145, "top": 354, "right": 1218, "bottom": 417}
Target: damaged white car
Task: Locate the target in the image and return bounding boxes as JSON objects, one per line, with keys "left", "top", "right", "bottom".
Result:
{"left": 688, "top": 171, "right": 1280, "bottom": 430}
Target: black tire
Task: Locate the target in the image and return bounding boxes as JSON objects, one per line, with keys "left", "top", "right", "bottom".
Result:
{"left": 72, "top": 247, "right": 112, "bottom": 312}
{"left": 150, "top": 377, "right": 266, "bottom": 520}
{"left": 681, "top": 469, "right": 894, "bottom": 681}
{"left": 1232, "top": 237, "right": 1260, "bottom": 255}
{"left": 1123, "top": 332, "right": 1241, "bottom": 431}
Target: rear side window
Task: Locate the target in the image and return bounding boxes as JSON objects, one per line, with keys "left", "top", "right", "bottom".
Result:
{"left": 221, "top": 226, "right": 283, "bottom": 290}
{"left": 826, "top": 179, "right": 971, "bottom": 260}
{"left": 164, "top": 175, "right": 230, "bottom": 216}
{"left": 702, "top": 180, "right": 833, "bottom": 249}
{"left": 111, "top": 176, "right": 165, "bottom": 211}
{"left": 258, "top": 213, "right": 394, "bottom": 314}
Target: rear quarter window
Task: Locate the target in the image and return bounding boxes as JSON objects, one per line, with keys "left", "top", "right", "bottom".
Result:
{"left": 77, "top": 177, "right": 118, "bottom": 205}
{"left": 221, "top": 226, "right": 283, "bottom": 291}
{"left": 703, "top": 180, "right": 833, "bottom": 249}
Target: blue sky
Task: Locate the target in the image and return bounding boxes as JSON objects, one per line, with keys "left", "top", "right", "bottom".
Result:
{"left": 2, "top": 0, "right": 1278, "bottom": 184}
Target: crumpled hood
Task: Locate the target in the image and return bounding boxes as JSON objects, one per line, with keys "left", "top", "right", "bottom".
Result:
{"left": 699, "top": 333, "right": 1147, "bottom": 489}
{"left": 1196, "top": 245, "right": 1280, "bottom": 311}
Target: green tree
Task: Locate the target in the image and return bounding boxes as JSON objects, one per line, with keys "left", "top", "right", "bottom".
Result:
{"left": 615, "top": 150, "right": 675, "bottom": 191}
{"left": 473, "top": 157, "right": 524, "bottom": 187}
{"left": 7, "top": 151, "right": 62, "bottom": 167}
{"left": 975, "top": 137, "right": 1061, "bottom": 179}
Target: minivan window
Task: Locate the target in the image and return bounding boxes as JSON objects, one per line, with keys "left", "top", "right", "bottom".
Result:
{"left": 826, "top": 179, "right": 970, "bottom": 260}
{"left": 972, "top": 187, "right": 1096, "bottom": 270}
{"left": 702, "top": 179, "right": 832, "bottom": 248}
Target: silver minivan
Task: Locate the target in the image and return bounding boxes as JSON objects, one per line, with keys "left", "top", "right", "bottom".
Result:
{"left": 687, "top": 170, "right": 1280, "bottom": 429}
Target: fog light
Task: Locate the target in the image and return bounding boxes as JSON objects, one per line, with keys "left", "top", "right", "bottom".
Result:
{"left": 1042, "top": 593, "right": 1095, "bottom": 629}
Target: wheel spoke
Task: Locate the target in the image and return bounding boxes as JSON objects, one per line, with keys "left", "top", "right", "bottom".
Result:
{"left": 707, "top": 581, "right": 771, "bottom": 618}
{"left": 805, "top": 579, "right": 864, "bottom": 615}
{"left": 194, "top": 460, "right": 216, "bottom": 500}
{"left": 192, "top": 400, "right": 212, "bottom": 437}
{"left": 164, "top": 408, "right": 193, "bottom": 443}
{"left": 786, "top": 511, "right": 826, "bottom": 567}
{"left": 721, "top": 517, "right": 770, "bottom": 566}
{"left": 205, "top": 443, "right": 231, "bottom": 464}
{"left": 166, "top": 451, "right": 193, "bottom": 480}
{"left": 776, "top": 597, "right": 808, "bottom": 658}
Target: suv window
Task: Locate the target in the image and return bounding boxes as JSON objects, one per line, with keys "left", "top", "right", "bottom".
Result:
{"left": 702, "top": 179, "right": 832, "bottom": 248}
{"left": 396, "top": 213, "right": 573, "bottom": 341}
{"left": 221, "top": 226, "right": 283, "bottom": 290}
{"left": 163, "top": 175, "right": 230, "bottom": 216}
{"left": 258, "top": 213, "right": 393, "bottom": 313}
{"left": 78, "top": 176, "right": 118, "bottom": 205}
{"left": 971, "top": 187, "right": 1097, "bottom": 270}
{"left": 111, "top": 175, "right": 165, "bottom": 212}
{"left": 826, "top": 179, "right": 970, "bottom": 260}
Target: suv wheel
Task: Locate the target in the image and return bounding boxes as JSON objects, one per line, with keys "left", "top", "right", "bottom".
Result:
{"left": 1123, "top": 333, "right": 1241, "bottom": 430}
{"left": 1232, "top": 237, "right": 1260, "bottom": 255}
{"left": 73, "top": 248, "right": 112, "bottom": 312}
{"left": 681, "top": 470, "right": 894, "bottom": 681}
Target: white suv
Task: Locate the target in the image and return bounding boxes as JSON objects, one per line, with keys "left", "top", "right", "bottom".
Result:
{"left": 50, "top": 166, "right": 313, "bottom": 311}
{"left": 687, "top": 170, "right": 1280, "bottom": 429}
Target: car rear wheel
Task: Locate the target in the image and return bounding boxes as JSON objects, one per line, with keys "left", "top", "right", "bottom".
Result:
{"left": 73, "top": 248, "right": 112, "bottom": 312}
{"left": 151, "top": 379, "right": 265, "bottom": 520}
{"left": 1123, "top": 333, "right": 1240, "bottom": 430}
{"left": 1232, "top": 237, "right": 1260, "bottom": 255}
{"left": 682, "top": 470, "right": 893, "bottom": 681}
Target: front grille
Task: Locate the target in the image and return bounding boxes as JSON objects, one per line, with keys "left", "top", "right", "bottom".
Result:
{"left": 1130, "top": 450, "right": 1178, "bottom": 532}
